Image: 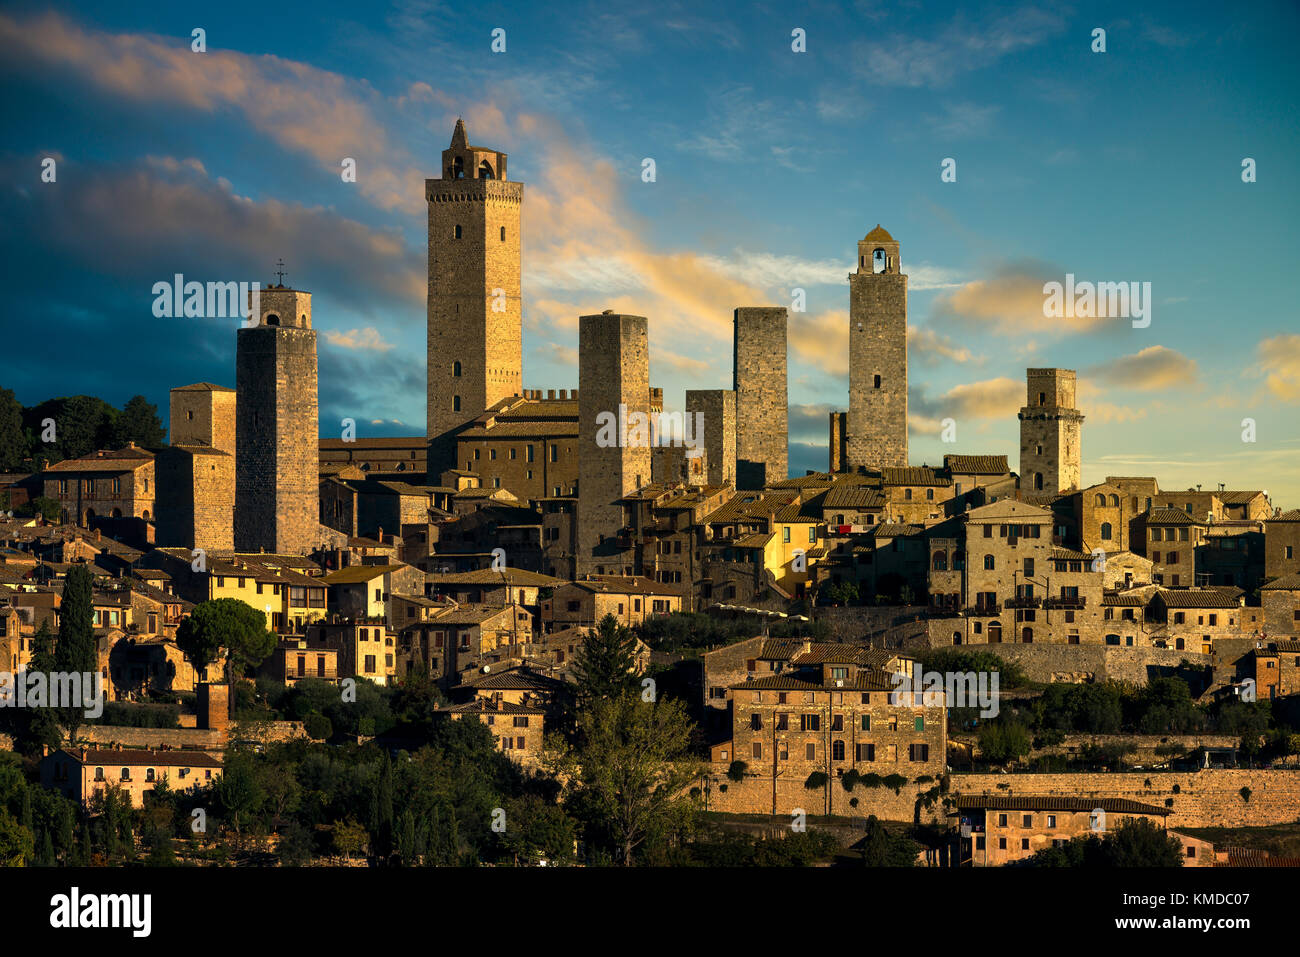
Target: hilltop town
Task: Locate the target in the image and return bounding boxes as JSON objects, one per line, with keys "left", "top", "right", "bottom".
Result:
{"left": 2, "top": 120, "right": 1298, "bottom": 868}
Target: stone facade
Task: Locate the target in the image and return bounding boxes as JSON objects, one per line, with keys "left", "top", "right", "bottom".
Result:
{"left": 828, "top": 410, "right": 848, "bottom": 472}
{"left": 426, "top": 119, "right": 522, "bottom": 469}
{"left": 847, "top": 226, "right": 908, "bottom": 471}
{"left": 733, "top": 307, "right": 788, "bottom": 489}
{"left": 169, "top": 382, "right": 236, "bottom": 454}
{"left": 1265, "top": 510, "right": 1300, "bottom": 579}
{"left": 1018, "top": 369, "right": 1083, "bottom": 497}
{"left": 154, "top": 445, "right": 234, "bottom": 552}
{"left": 685, "top": 389, "right": 736, "bottom": 488}
{"left": 577, "top": 312, "right": 650, "bottom": 576}
{"left": 234, "top": 286, "right": 319, "bottom": 555}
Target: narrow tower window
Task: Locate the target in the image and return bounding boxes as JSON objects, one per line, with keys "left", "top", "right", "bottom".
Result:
{"left": 500, "top": 226, "right": 506, "bottom": 241}
{"left": 452, "top": 360, "right": 462, "bottom": 377}
{"left": 453, "top": 395, "right": 461, "bottom": 412}
{"left": 873, "top": 374, "right": 882, "bottom": 389}
{"left": 454, "top": 225, "right": 462, "bottom": 239}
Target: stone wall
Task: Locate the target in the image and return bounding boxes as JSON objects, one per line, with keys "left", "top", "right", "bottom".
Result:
{"left": 951, "top": 769, "right": 1300, "bottom": 828}
{"left": 169, "top": 384, "right": 236, "bottom": 454}
{"left": 704, "top": 770, "right": 940, "bottom": 823}
{"left": 733, "top": 307, "right": 788, "bottom": 488}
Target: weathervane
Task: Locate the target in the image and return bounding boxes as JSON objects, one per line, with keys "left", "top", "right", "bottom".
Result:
{"left": 274, "top": 258, "right": 287, "bottom": 286}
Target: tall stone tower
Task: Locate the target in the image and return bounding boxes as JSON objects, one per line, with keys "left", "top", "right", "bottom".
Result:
{"left": 158, "top": 384, "right": 236, "bottom": 552}
{"left": 733, "top": 307, "right": 788, "bottom": 489}
{"left": 426, "top": 119, "right": 522, "bottom": 471}
{"left": 235, "top": 285, "right": 319, "bottom": 555}
{"left": 685, "top": 389, "right": 736, "bottom": 488}
{"left": 847, "top": 225, "right": 908, "bottom": 471}
{"left": 1018, "top": 368, "right": 1084, "bottom": 497}
{"left": 577, "top": 312, "right": 650, "bottom": 576}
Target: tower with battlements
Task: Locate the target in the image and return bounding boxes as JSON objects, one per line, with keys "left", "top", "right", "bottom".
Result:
{"left": 1018, "top": 368, "right": 1084, "bottom": 497}
{"left": 426, "top": 119, "right": 523, "bottom": 472}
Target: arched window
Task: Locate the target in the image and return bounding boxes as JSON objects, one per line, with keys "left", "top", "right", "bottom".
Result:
{"left": 984, "top": 554, "right": 995, "bottom": 570}
{"left": 1034, "top": 472, "right": 1044, "bottom": 491}
{"left": 1022, "top": 627, "right": 1033, "bottom": 643}
{"left": 452, "top": 360, "right": 462, "bottom": 377}
{"left": 146, "top": 768, "right": 156, "bottom": 782}
{"left": 500, "top": 226, "right": 506, "bottom": 242}
{"left": 873, "top": 248, "right": 886, "bottom": 273}
{"left": 952, "top": 631, "right": 962, "bottom": 646}
{"left": 453, "top": 395, "right": 461, "bottom": 412}
{"left": 1100, "top": 522, "right": 1113, "bottom": 540}
{"left": 832, "top": 740, "right": 845, "bottom": 761}
{"left": 120, "top": 767, "right": 131, "bottom": 781}
{"left": 1095, "top": 493, "right": 1105, "bottom": 507}
{"left": 94, "top": 767, "right": 104, "bottom": 781}
{"left": 453, "top": 225, "right": 462, "bottom": 239}
{"left": 453, "top": 156, "right": 464, "bottom": 178}
{"left": 110, "top": 508, "right": 122, "bottom": 518}
{"left": 953, "top": 550, "right": 965, "bottom": 571}
{"left": 478, "top": 161, "right": 494, "bottom": 179}
{"left": 1108, "top": 494, "right": 1119, "bottom": 507}
{"left": 926, "top": 488, "right": 935, "bottom": 500}
{"left": 932, "top": 551, "right": 947, "bottom": 571}
{"left": 266, "top": 313, "right": 280, "bottom": 326}
{"left": 1105, "top": 634, "right": 1120, "bottom": 646}
{"left": 988, "top": 622, "right": 1002, "bottom": 643}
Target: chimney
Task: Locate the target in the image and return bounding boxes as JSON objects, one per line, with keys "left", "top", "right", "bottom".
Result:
{"left": 547, "top": 389, "right": 555, "bottom": 400}
{"left": 95, "top": 529, "right": 101, "bottom": 542}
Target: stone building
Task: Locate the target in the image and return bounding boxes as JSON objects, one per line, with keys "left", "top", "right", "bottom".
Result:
{"left": 541, "top": 575, "right": 684, "bottom": 632}
{"left": 41, "top": 746, "right": 223, "bottom": 808}
{"left": 43, "top": 445, "right": 155, "bottom": 527}
{"left": 577, "top": 312, "right": 650, "bottom": 576}
{"left": 1260, "top": 575, "right": 1300, "bottom": 635}
{"left": 1265, "top": 509, "right": 1300, "bottom": 580}
{"left": 685, "top": 389, "right": 736, "bottom": 488}
{"left": 714, "top": 650, "right": 946, "bottom": 816}
{"left": 733, "top": 306, "right": 788, "bottom": 488}
{"left": 847, "top": 226, "right": 908, "bottom": 471}
{"left": 1018, "top": 369, "right": 1084, "bottom": 499}
{"left": 953, "top": 796, "right": 1171, "bottom": 867}
{"left": 1143, "top": 507, "right": 1206, "bottom": 587}
{"left": 426, "top": 119, "right": 523, "bottom": 471}
{"left": 154, "top": 445, "right": 234, "bottom": 552}
{"left": 234, "top": 284, "right": 319, "bottom": 555}
{"left": 454, "top": 392, "right": 579, "bottom": 500}
{"left": 318, "top": 437, "right": 427, "bottom": 478}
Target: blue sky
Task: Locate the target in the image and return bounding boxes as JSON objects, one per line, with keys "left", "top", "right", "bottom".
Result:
{"left": 2, "top": 1, "right": 1298, "bottom": 503}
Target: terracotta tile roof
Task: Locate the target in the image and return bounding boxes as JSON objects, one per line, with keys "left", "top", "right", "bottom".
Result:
{"left": 881, "top": 467, "right": 952, "bottom": 487}
{"left": 1269, "top": 640, "right": 1300, "bottom": 653}
{"left": 456, "top": 667, "right": 563, "bottom": 692}
{"left": 59, "top": 748, "right": 222, "bottom": 768}
{"left": 321, "top": 564, "right": 407, "bottom": 585}
{"left": 569, "top": 575, "right": 684, "bottom": 597}
{"left": 171, "top": 382, "right": 235, "bottom": 393}
{"left": 1262, "top": 574, "right": 1300, "bottom": 590}
{"left": 1218, "top": 491, "right": 1265, "bottom": 505}
{"left": 1147, "top": 507, "right": 1202, "bottom": 525}
{"left": 433, "top": 603, "right": 517, "bottom": 625}
{"left": 943, "top": 454, "right": 1009, "bottom": 475}
{"left": 952, "top": 796, "right": 1169, "bottom": 816}
{"left": 437, "top": 699, "right": 544, "bottom": 716}
{"left": 1155, "top": 589, "right": 1242, "bottom": 609}
{"left": 1102, "top": 593, "right": 1147, "bottom": 606}
{"left": 458, "top": 421, "right": 578, "bottom": 438}
{"left": 1268, "top": 509, "right": 1300, "bottom": 522}
{"left": 870, "top": 523, "right": 923, "bottom": 538}
{"left": 730, "top": 531, "right": 774, "bottom": 549}
{"left": 822, "top": 486, "right": 886, "bottom": 509}
{"left": 730, "top": 671, "right": 899, "bottom": 692}
{"left": 427, "top": 568, "right": 562, "bottom": 587}
{"left": 1051, "top": 548, "right": 1095, "bottom": 561}
{"left": 44, "top": 448, "right": 155, "bottom": 472}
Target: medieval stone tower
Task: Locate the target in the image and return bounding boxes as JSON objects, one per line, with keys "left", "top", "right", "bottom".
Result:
{"left": 234, "top": 285, "right": 319, "bottom": 555}
{"left": 733, "top": 307, "right": 788, "bottom": 489}
{"left": 685, "top": 389, "right": 737, "bottom": 488}
{"left": 847, "top": 225, "right": 908, "bottom": 471}
{"left": 1018, "top": 368, "right": 1084, "bottom": 497}
{"left": 156, "top": 383, "right": 236, "bottom": 552}
{"left": 426, "top": 119, "right": 523, "bottom": 471}
{"left": 577, "top": 312, "right": 650, "bottom": 576}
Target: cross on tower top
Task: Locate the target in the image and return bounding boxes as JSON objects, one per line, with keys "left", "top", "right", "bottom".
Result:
{"left": 274, "top": 258, "right": 287, "bottom": 286}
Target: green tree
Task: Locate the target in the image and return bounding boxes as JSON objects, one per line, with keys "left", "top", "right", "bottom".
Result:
{"left": 15, "top": 496, "right": 61, "bottom": 521}
{"left": 567, "top": 693, "right": 702, "bottom": 866}
{"left": 215, "top": 753, "right": 265, "bottom": 845}
{"left": 0, "top": 388, "right": 29, "bottom": 470}
{"left": 113, "top": 395, "right": 165, "bottom": 448}
{"left": 1103, "top": 817, "right": 1184, "bottom": 867}
{"left": 176, "top": 598, "right": 276, "bottom": 684}
{"left": 859, "top": 815, "right": 918, "bottom": 866}
{"left": 369, "top": 752, "right": 395, "bottom": 861}
{"left": 572, "top": 614, "right": 639, "bottom": 702}
{"left": 497, "top": 794, "right": 575, "bottom": 865}
{"left": 0, "top": 809, "right": 35, "bottom": 866}
{"left": 978, "top": 718, "right": 1032, "bottom": 766}
{"left": 27, "top": 395, "right": 118, "bottom": 461}
{"left": 332, "top": 818, "right": 368, "bottom": 860}
{"left": 54, "top": 564, "right": 97, "bottom": 743}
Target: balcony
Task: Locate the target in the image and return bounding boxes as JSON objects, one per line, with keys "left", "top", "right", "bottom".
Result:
{"left": 1044, "top": 596, "right": 1087, "bottom": 610}
{"left": 1003, "top": 596, "right": 1042, "bottom": 609}
{"left": 965, "top": 603, "right": 1002, "bottom": 617}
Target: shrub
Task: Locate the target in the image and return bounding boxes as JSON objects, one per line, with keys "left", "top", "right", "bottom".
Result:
{"left": 804, "top": 771, "right": 829, "bottom": 790}
{"left": 726, "top": 760, "right": 748, "bottom": 783}
{"left": 841, "top": 769, "right": 861, "bottom": 792}
{"left": 303, "top": 713, "right": 332, "bottom": 740}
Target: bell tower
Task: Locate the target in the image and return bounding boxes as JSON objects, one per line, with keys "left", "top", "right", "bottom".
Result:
{"left": 426, "top": 119, "right": 523, "bottom": 471}
{"left": 847, "top": 224, "right": 909, "bottom": 471}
